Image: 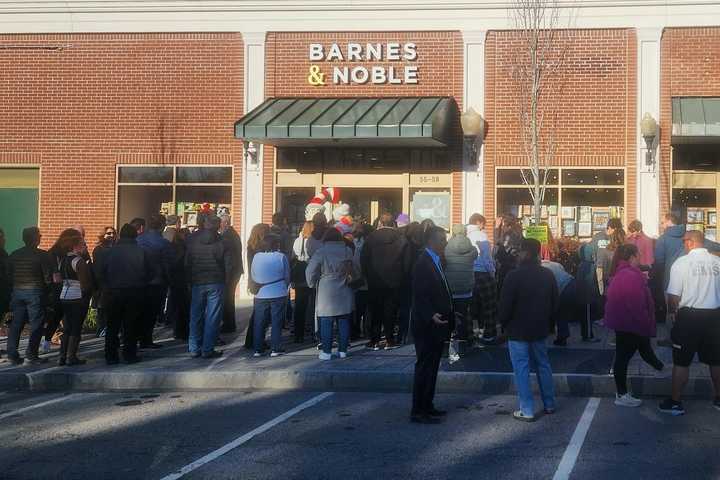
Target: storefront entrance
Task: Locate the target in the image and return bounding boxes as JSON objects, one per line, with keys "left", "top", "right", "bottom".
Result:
{"left": 342, "top": 188, "right": 403, "bottom": 224}
{"left": 671, "top": 145, "right": 720, "bottom": 241}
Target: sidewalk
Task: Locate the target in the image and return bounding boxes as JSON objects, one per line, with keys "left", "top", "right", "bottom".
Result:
{"left": 0, "top": 301, "right": 713, "bottom": 397}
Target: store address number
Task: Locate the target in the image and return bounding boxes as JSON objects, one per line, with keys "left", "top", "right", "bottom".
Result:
{"left": 417, "top": 175, "right": 441, "bottom": 184}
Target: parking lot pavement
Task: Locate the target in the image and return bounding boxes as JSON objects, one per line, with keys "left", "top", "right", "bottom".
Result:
{"left": 1, "top": 390, "right": 718, "bottom": 480}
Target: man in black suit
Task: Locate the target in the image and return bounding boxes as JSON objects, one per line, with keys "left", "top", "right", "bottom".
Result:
{"left": 410, "top": 226, "right": 454, "bottom": 424}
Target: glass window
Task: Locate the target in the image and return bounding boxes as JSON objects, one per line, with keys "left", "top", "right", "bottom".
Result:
{"left": 277, "top": 187, "right": 316, "bottom": 235}
{"left": 672, "top": 188, "right": 716, "bottom": 208}
{"left": 561, "top": 188, "right": 624, "bottom": 206}
{"left": 561, "top": 169, "right": 624, "bottom": 186}
{"left": 118, "top": 167, "right": 173, "bottom": 183}
{"left": 175, "top": 186, "right": 232, "bottom": 204}
{"left": 117, "top": 165, "right": 232, "bottom": 228}
{"left": 176, "top": 167, "right": 232, "bottom": 184}
{"left": 117, "top": 185, "right": 173, "bottom": 226}
{"left": 496, "top": 169, "right": 559, "bottom": 185}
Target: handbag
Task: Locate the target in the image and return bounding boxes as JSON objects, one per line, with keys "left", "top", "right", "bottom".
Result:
{"left": 249, "top": 277, "right": 285, "bottom": 296}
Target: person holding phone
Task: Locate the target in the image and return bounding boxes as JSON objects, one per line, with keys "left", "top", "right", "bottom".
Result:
{"left": 410, "top": 226, "right": 454, "bottom": 424}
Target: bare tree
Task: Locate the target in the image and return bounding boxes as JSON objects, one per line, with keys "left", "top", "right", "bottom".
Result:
{"left": 507, "top": 0, "right": 574, "bottom": 225}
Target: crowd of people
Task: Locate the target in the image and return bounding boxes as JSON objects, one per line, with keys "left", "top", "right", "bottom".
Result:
{"left": 0, "top": 212, "right": 243, "bottom": 365}
{"left": 0, "top": 205, "right": 718, "bottom": 422}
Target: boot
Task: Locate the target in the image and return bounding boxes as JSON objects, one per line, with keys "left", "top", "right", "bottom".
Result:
{"left": 66, "top": 336, "right": 87, "bottom": 366}
{"left": 58, "top": 335, "right": 68, "bottom": 366}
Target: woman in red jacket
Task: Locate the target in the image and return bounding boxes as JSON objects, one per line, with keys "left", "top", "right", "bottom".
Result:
{"left": 604, "top": 244, "right": 665, "bottom": 407}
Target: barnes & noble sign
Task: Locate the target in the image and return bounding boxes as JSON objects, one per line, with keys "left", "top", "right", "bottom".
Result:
{"left": 307, "top": 42, "right": 419, "bottom": 86}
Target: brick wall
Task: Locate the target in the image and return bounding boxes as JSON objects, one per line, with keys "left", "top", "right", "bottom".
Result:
{"left": 660, "top": 27, "right": 720, "bottom": 219}
{"left": 0, "top": 33, "right": 244, "bottom": 246}
{"left": 484, "top": 29, "right": 638, "bottom": 227}
{"left": 262, "top": 31, "right": 464, "bottom": 224}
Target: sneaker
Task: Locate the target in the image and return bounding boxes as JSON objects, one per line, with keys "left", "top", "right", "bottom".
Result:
{"left": 366, "top": 342, "right": 380, "bottom": 351}
{"left": 318, "top": 352, "right": 332, "bottom": 361}
{"left": 615, "top": 393, "right": 642, "bottom": 407}
{"left": 40, "top": 340, "right": 51, "bottom": 354}
{"left": 190, "top": 351, "right": 201, "bottom": 359}
{"left": 712, "top": 397, "right": 720, "bottom": 412}
{"left": 658, "top": 398, "right": 685, "bottom": 416}
{"left": 582, "top": 337, "right": 601, "bottom": 343}
{"left": 339, "top": 352, "right": 348, "bottom": 359}
{"left": 512, "top": 410, "right": 536, "bottom": 422}
{"left": 270, "top": 350, "right": 285, "bottom": 358}
{"left": 384, "top": 341, "right": 400, "bottom": 350}
{"left": 252, "top": 351, "right": 262, "bottom": 358}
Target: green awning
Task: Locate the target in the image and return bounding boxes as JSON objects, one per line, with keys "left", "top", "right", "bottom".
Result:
{"left": 234, "top": 97, "right": 458, "bottom": 147}
{"left": 672, "top": 97, "right": 720, "bottom": 144}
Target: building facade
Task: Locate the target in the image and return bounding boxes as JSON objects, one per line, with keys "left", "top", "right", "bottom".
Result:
{"left": 1, "top": 1, "right": 720, "bottom": 252}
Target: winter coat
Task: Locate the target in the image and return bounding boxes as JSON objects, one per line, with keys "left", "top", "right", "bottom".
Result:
{"left": 494, "top": 229, "right": 523, "bottom": 290}
{"left": 270, "top": 224, "right": 293, "bottom": 259}
{"left": 103, "top": 238, "right": 152, "bottom": 290}
{"left": 575, "top": 243, "right": 600, "bottom": 305}
{"left": 498, "top": 258, "right": 559, "bottom": 342}
{"left": 654, "top": 224, "right": 685, "bottom": 289}
{"left": 626, "top": 232, "right": 655, "bottom": 268}
{"left": 221, "top": 226, "right": 244, "bottom": 281}
{"left": 467, "top": 224, "right": 495, "bottom": 273}
{"left": 360, "top": 227, "right": 411, "bottom": 290}
{"left": 444, "top": 235, "right": 478, "bottom": 297}
{"left": 184, "top": 229, "right": 232, "bottom": 286}
{"left": 251, "top": 251, "right": 290, "bottom": 299}
{"left": 604, "top": 261, "right": 656, "bottom": 337}
{"left": 137, "top": 230, "right": 174, "bottom": 286}
{"left": 306, "top": 241, "right": 359, "bottom": 317}
{"left": 8, "top": 246, "right": 53, "bottom": 291}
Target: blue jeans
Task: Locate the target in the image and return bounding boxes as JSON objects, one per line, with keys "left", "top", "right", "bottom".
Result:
{"left": 253, "top": 296, "right": 287, "bottom": 353}
{"left": 508, "top": 340, "right": 556, "bottom": 416}
{"left": 319, "top": 315, "right": 351, "bottom": 354}
{"left": 189, "top": 284, "right": 224, "bottom": 354}
{"left": 7, "top": 288, "right": 45, "bottom": 359}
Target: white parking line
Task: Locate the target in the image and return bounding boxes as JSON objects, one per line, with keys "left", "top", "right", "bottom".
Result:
{"left": 552, "top": 397, "right": 600, "bottom": 480}
{"left": 0, "top": 393, "right": 83, "bottom": 421}
{"left": 159, "top": 392, "right": 334, "bottom": 480}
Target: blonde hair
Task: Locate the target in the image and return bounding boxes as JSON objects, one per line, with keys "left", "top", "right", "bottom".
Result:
{"left": 300, "top": 221, "right": 313, "bottom": 239}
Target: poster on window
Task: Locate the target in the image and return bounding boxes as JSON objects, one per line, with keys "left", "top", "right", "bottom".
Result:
{"left": 411, "top": 192, "right": 450, "bottom": 230}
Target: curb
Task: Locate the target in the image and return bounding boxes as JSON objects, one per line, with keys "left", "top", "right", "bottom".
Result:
{"left": 0, "top": 369, "right": 713, "bottom": 398}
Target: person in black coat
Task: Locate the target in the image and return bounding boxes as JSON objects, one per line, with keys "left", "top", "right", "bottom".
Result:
{"left": 102, "top": 224, "right": 152, "bottom": 365}
{"left": 219, "top": 215, "right": 244, "bottom": 334}
{"left": 498, "top": 238, "right": 558, "bottom": 422}
{"left": 410, "top": 226, "right": 453, "bottom": 424}
{"left": 360, "top": 213, "right": 412, "bottom": 350}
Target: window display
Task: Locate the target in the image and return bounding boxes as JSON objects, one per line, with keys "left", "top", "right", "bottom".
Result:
{"left": 496, "top": 167, "right": 625, "bottom": 239}
{"left": 117, "top": 166, "right": 233, "bottom": 227}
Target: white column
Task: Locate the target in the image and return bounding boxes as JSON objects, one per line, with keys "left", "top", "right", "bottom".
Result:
{"left": 637, "top": 28, "right": 662, "bottom": 237}
{"left": 462, "top": 30, "right": 487, "bottom": 222}
{"left": 240, "top": 31, "right": 266, "bottom": 297}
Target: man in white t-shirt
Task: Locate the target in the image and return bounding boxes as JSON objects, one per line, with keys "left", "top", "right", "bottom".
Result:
{"left": 659, "top": 230, "right": 720, "bottom": 416}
